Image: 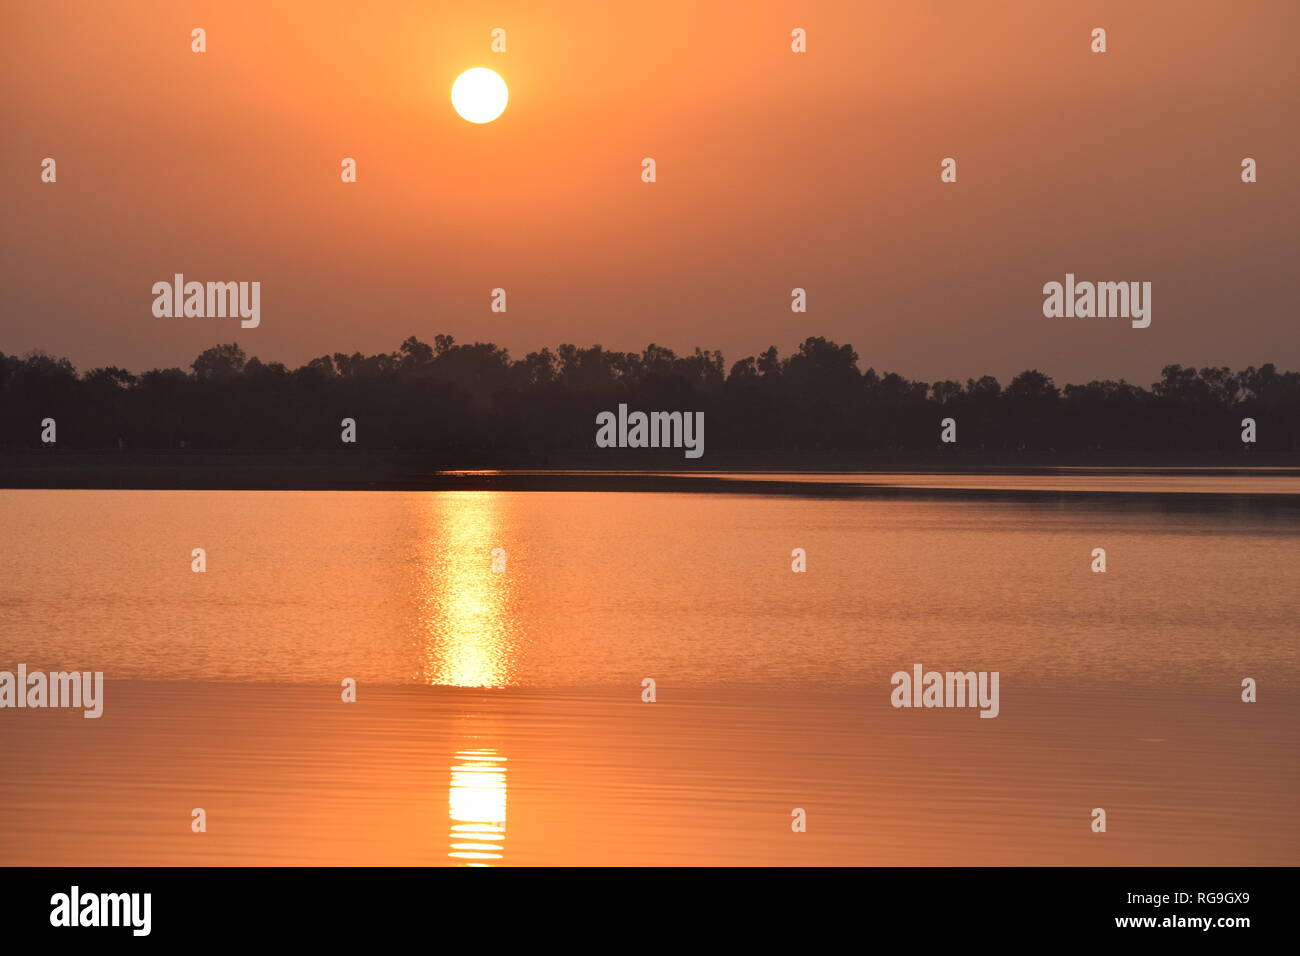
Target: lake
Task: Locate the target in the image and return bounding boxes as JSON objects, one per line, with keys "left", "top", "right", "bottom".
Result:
{"left": 1, "top": 472, "right": 1296, "bottom": 865}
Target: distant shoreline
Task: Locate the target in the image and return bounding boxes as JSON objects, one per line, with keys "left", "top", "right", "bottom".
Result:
{"left": 2, "top": 449, "right": 1299, "bottom": 501}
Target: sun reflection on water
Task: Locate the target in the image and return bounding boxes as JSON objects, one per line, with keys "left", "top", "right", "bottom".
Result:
{"left": 418, "top": 493, "right": 519, "bottom": 687}
{"left": 448, "top": 749, "right": 507, "bottom": 865}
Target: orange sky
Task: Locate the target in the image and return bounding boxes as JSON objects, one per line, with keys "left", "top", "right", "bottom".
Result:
{"left": 3, "top": 0, "right": 1297, "bottom": 383}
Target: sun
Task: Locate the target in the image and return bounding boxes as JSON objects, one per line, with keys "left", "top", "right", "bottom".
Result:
{"left": 451, "top": 68, "right": 508, "bottom": 124}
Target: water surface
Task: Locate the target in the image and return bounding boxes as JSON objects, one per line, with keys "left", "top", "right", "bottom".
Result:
{"left": 0, "top": 474, "right": 1296, "bottom": 865}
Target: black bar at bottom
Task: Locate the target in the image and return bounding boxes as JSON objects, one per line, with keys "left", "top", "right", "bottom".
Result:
{"left": 0, "top": 866, "right": 1285, "bottom": 941}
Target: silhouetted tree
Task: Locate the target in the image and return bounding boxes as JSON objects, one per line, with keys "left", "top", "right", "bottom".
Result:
{"left": 0, "top": 339, "right": 1295, "bottom": 461}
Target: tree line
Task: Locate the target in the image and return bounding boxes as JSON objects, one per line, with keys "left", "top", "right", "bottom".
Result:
{"left": 1, "top": 336, "right": 1296, "bottom": 460}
